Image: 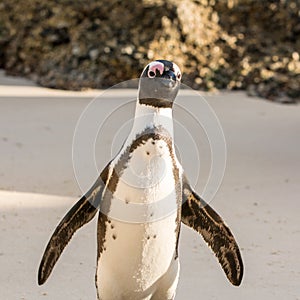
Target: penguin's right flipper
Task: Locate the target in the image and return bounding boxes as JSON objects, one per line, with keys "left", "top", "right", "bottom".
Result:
{"left": 38, "top": 168, "right": 109, "bottom": 285}
{"left": 181, "top": 175, "right": 243, "bottom": 286}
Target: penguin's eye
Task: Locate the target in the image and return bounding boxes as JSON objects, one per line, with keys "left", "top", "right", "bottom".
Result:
{"left": 148, "top": 70, "right": 156, "bottom": 78}
{"left": 177, "top": 73, "right": 181, "bottom": 80}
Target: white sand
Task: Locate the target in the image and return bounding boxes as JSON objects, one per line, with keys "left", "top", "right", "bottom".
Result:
{"left": 0, "top": 71, "right": 300, "bottom": 299}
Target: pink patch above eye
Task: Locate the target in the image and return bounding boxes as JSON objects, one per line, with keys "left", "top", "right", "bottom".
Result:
{"left": 148, "top": 61, "right": 164, "bottom": 77}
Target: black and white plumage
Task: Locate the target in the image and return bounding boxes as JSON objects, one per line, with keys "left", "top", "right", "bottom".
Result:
{"left": 38, "top": 60, "right": 243, "bottom": 299}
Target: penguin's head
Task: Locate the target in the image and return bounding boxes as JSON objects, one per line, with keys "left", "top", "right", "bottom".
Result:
{"left": 138, "top": 60, "right": 181, "bottom": 108}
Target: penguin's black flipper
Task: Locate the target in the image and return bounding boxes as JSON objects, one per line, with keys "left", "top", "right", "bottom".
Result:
{"left": 181, "top": 175, "right": 243, "bottom": 286}
{"left": 38, "top": 167, "right": 109, "bottom": 285}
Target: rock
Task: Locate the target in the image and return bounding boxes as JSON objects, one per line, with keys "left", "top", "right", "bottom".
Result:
{"left": 89, "top": 49, "right": 99, "bottom": 61}
{"left": 0, "top": 0, "right": 299, "bottom": 102}
{"left": 273, "top": 93, "right": 296, "bottom": 104}
{"left": 247, "top": 84, "right": 258, "bottom": 97}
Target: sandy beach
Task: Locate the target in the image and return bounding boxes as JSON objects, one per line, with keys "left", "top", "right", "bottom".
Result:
{"left": 0, "top": 71, "right": 299, "bottom": 299}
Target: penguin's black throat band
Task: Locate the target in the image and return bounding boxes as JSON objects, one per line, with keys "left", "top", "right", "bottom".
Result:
{"left": 139, "top": 97, "right": 173, "bottom": 108}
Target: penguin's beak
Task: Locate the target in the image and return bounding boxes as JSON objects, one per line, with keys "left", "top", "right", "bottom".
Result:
{"left": 160, "top": 70, "right": 177, "bottom": 88}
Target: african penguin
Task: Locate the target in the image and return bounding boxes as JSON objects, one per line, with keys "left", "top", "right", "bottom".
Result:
{"left": 38, "top": 60, "right": 243, "bottom": 300}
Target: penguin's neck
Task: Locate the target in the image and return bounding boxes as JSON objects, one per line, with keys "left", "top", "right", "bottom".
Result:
{"left": 129, "top": 101, "right": 174, "bottom": 139}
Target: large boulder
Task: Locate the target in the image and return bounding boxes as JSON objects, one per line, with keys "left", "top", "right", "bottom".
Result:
{"left": 0, "top": 0, "right": 299, "bottom": 102}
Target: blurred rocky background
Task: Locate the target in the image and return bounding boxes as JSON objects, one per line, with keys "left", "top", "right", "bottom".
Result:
{"left": 0, "top": 0, "right": 299, "bottom": 102}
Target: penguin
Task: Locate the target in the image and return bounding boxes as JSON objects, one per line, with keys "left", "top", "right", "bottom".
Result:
{"left": 38, "top": 60, "right": 243, "bottom": 300}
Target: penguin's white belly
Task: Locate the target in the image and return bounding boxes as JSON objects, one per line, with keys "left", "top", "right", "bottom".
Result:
{"left": 97, "top": 138, "right": 180, "bottom": 299}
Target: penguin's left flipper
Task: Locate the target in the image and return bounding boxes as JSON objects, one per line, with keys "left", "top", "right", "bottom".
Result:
{"left": 181, "top": 176, "right": 243, "bottom": 286}
{"left": 38, "top": 173, "right": 107, "bottom": 285}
